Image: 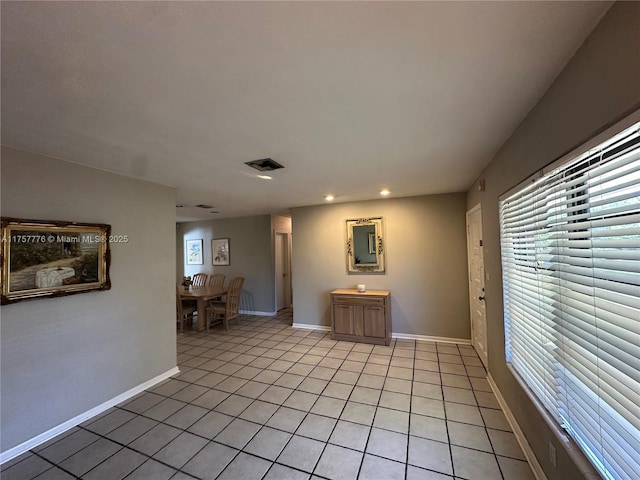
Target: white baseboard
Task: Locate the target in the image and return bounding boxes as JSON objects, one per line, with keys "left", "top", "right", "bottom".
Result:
{"left": 292, "top": 323, "right": 332, "bottom": 332}
{"left": 240, "top": 310, "right": 276, "bottom": 316}
{"left": 290, "top": 325, "right": 472, "bottom": 344}
{"left": 0, "top": 366, "right": 180, "bottom": 465}
{"left": 487, "top": 373, "right": 547, "bottom": 480}
{"left": 392, "top": 332, "right": 471, "bottom": 345}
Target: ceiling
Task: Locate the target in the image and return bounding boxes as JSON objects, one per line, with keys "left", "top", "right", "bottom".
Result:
{"left": 1, "top": 1, "right": 611, "bottom": 222}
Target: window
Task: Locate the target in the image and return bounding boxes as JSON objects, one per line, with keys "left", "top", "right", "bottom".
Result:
{"left": 499, "top": 121, "right": 640, "bottom": 480}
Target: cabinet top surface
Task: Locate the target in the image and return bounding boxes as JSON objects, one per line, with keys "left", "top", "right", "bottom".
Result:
{"left": 331, "top": 289, "right": 390, "bottom": 296}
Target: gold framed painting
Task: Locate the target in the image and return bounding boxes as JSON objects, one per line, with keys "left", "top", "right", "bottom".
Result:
{"left": 1, "top": 218, "right": 111, "bottom": 305}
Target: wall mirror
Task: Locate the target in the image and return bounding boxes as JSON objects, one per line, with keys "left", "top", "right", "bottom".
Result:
{"left": 346, "top": 217, "right": 385, "bottom": 273}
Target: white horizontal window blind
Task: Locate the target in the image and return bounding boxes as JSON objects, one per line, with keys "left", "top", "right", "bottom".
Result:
{"left": 500, "top": 121, "right": 640, "bottom": 480}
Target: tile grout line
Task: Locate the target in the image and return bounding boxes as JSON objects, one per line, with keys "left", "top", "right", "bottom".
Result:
{"left": 307, "top": 345, "right": 359, "bottom": 478}
{"left": 440, "top": 343, "right": 457, "bottom": 479}
{"left": 205, "top": 324, "right": 350, "bottom": 479}
{"left": 34, "top": 318, "right": 295, "bottom": 480}
{"left": 203, "top": 321, "right": 336, "bottom": 479}
{"left": 404, "top": 340, "right": 414, "bottom": 480}
{"left": 141, "top": 331, "right": 519, "bottom": 464}
{"left": 464, "top": 343, "right": 508, "bottom": 480}
{"left": 135, "top": 330, "right": 520, "bottom": 470}
{"left": 28, "top": 449, "right": 81, "bottom": 479}
{"left": 106, "top": 317, "right": 311, "bottom": 479}
{"left": 9, "top": 311, "right": 529, "bottom": 480}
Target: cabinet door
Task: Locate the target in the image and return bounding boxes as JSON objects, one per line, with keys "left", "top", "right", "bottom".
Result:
{"left": 333, "top": 304, "right": 355, "bottom": 335}
{"left": 363, "top": 305, "right": 386, "bottom": 338}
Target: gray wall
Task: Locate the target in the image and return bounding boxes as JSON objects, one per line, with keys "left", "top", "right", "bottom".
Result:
{"left": 177, "top": 216, "right": 275, "bottom": 314}
{"left": 291, "top": 193, "right": 470, "bottom": 339}
{"left": 466, "top": 3, "right": 640, "bottom": 480}
{"left": 0, "top": 147, "right": 177, "bottom": 452}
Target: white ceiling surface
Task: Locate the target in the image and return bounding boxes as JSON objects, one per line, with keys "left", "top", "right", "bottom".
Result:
{"left": 1, "top": 2, "right": 610, "bottom": 221}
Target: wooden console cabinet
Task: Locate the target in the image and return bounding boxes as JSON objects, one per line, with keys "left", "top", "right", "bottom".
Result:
{"left": 330, "top": 289, "right": 391, "bottom": 345}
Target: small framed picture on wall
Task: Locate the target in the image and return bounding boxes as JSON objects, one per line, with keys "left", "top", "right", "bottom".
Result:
{"left": 186, "top": 239, "right": 204, "bottom": 265}
{"left": 212, "top": 238, "right": 230, "bottom": 266}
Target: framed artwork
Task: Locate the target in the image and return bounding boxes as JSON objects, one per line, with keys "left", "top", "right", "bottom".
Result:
{"left": 212, "top": 238, "right": 230, "bottom": 266}
{"left": 186, "top": 239, "right": 204, "bottom": 265}
{"left": 1, "top": 217, "right": 111, "bottom": 305}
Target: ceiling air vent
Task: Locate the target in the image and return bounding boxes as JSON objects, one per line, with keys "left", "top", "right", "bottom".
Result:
{"left": 245, "top": 158, "right": 284, "bottom": 172}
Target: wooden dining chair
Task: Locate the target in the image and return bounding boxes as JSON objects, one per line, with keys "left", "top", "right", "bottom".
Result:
{"left": 176, "top": 285, "right": 196, "bottom": 332}
{"left": 206, "top": 277, "right": 244, "bottom": 330}
{"left": 208, "top": 273, "right": 225, "bottom": 287}
{"left": 192, "top": 273, "right": 208, "bottom": 287}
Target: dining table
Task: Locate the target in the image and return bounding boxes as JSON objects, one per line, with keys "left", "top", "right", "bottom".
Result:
{"left": 179, "top": 285, "right": 227, "bottom": 331}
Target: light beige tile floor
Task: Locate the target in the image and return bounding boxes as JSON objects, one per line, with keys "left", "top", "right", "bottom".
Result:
{"left": 1, "top": 308, "right": 534, "bottom": 479}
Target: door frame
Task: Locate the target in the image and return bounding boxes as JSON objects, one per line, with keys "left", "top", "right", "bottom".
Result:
{"left": 466, "top": 203, "right": 488, "bottom": 367}
{"left": 274, "top": 230, "right": 292, "bottom": 311}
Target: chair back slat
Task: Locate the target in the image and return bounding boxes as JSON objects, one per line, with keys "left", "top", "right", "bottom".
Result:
{"left": 206, "top": 276, "right": 244, "bottom": 330}
{"left": 226, "top": 277, "right": 245, "bottom": 318}
{"left": 177, "top": 285, "right": 196, "bottom": 333}
{"left": 209, "top": 273, "right": 225, "bottom": 287}
{"left": 192, "top": 273, "right": 208, "bottom": 287}
{"left": 176, "top": 285, "right": 185, "bottom": 332}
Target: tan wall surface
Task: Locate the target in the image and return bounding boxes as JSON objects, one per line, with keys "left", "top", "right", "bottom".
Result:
{"left": 291, "top": 193, "right": 470, "bottom": 339}
{"left": 1, "top": 147, "right": 177, "bottom": 452}
{"left": 465, "top": 3, "right": 640, "bottom": 479}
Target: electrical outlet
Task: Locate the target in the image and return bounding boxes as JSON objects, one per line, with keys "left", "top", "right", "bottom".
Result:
{"left": 549, "top": 441, "right": 557, "bottom": 468}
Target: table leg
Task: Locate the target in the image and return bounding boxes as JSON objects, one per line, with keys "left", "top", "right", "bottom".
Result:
{"left": 197, "top": 298, "right": 207, "bottom": 331}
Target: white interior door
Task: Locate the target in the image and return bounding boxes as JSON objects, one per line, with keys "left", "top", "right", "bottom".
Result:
{"left": 275, "top": 232, "right": 292, "bottom": 311}
{"left": 466, "top": 204, "right": 488, "bottom": 367}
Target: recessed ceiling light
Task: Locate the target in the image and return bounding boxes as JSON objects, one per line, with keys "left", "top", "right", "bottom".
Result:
{"left": 380, "top": 189, "right": 391, "bottom": 196}
{"left": 257, "top": 175, "right": 272, "bottom": 180}
{"left": 325, "top": 194, "right": 334, "bottom": 201}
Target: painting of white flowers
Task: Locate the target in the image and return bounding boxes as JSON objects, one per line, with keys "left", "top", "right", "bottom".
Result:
{"left": 212, "top": 238, "right": 230, "bottom": 266}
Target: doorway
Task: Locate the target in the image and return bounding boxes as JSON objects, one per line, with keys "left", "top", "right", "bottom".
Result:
{"left": 466, "top": 204, "right": 488, "bottom": 367}
{"left": 274, "top": 232, "right": 292, "bottom": 311}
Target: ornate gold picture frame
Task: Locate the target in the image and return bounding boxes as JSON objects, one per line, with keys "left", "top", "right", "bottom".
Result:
{"left": 1, "top": 218, "right": 111, "bottom": 305}
{"left": 346, "top": 217, "right": 385, "bottom": 273}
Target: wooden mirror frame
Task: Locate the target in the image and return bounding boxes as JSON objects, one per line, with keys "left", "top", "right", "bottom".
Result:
{"left": 346, "top": 217, "right": 385, "bottom": 273}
